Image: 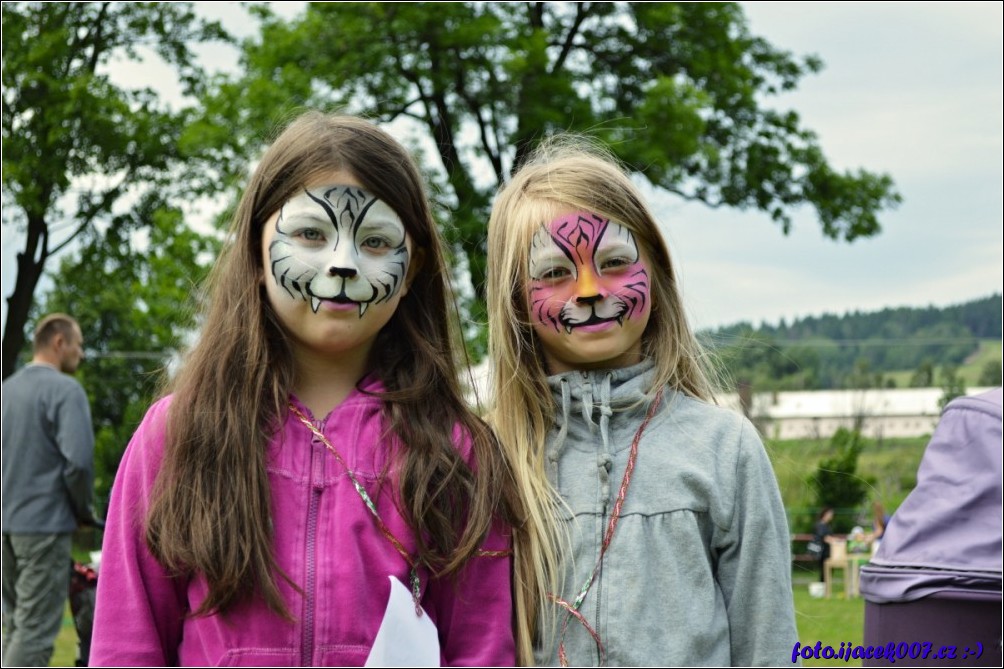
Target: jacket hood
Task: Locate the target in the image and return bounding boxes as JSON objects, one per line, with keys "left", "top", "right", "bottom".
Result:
{"left": 545, "top": 359, "right": 662, "bottom": 467}
{"left": 546, "top": 359, "right": 657, "bottom": 425}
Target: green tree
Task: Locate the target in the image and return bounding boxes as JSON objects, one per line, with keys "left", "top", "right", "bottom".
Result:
{"left": 846, "top": 357, "right": 874, "bottom": 389}
{"left": 711, "top": 328, "right": 821, "bottom": 391}
{"left": 35, "top": 200, "right": 216, "bottom": 507}
{"left": 808, "top": 428, "right": 871, "bottom": 533}
{"left": 706, "top": 295, "right": 998, "bottom": 390}
{"left": 978, "top": 359, "right": 1002, "bottom": 386}
{"left": 938, "top": 364, "right": 966, "bottom": 410}
{"left": 909, "top": 359, "right": 935, "bottom": 388}
{"left": 1, "top": 1, "right": 228, "bottom": 378}
{"left": 196, "top": 2, "right": 900, "bottom": 319}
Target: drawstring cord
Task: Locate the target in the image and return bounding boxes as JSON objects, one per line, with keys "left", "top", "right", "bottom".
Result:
{"left": 549, "top": 387, "right": 665, "bottom": 666}
{"left": 548, "top": 378, "right": 572, "bottom": 487}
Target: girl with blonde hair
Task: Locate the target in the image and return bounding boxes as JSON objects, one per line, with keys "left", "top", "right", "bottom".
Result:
{"left": 487, "top": 139, "right": 797, "bottom": 665}
{"left": 90, "top": 112, "right": 518, "bottom": 666}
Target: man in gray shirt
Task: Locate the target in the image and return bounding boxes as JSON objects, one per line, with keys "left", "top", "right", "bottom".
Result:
{"left": 2, "top": 313, "right": 95, "bottom": 667}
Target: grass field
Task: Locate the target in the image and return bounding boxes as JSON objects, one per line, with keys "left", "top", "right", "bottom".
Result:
{"left": 50, "top": 603, "right": 78, "bottom": 667}
{"left": 766, "top": 434, "right": 928, "bottom": 533}
{"left": 793, "top": 584, "right": 867, "bottom": 667}
{"left": 958, "top": 339, "right": 1002, "bottom": 384}
{"left": 885, "top": 338, "right": 1002, "bottom": 388}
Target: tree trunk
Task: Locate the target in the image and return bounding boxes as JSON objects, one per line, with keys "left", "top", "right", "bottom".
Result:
{"left": 2, "top": 217, "right": 48, "bottom": 379}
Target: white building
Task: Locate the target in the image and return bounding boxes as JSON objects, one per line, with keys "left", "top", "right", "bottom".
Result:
{"left": 721, "top": 387, "right": 996, "bottom": 440}
{"left": 470, "top": 359, "right": 995, "bottom": 440}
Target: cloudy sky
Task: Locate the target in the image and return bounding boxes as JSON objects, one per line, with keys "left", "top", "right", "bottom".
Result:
{"left": 3, "top": 1, "right": 1001, "bottom": 333}
{"left": 666, "top": 1, "right": 1002, "bottom": 329}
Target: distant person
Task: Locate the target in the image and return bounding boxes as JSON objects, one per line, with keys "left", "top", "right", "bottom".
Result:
{"left": 848, "top": 526, "right": 871, "bottom": 554}
{"left": 813, "top": 507, "right": 836, "bottom": 581}
{"left": 871, "top": 500, "right": 890, "bottom": 548}
{"left": 2, "top": 313, "right": 96, "bottom": 667}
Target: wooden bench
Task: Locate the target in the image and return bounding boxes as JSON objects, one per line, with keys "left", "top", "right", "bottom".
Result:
{"left": 791, "top": 533, "right": 816, "bottom": 563}
{"left": 791, "top": 532, "right": 847, "bottom": 563}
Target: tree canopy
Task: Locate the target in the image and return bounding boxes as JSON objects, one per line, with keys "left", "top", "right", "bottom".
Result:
{"left": 1, "top": 1, "right": 228, "bottom": 378}
{"left": 706, "top": 294, "right": 999, "bottom": 391}
{"left": 809, "top": 428, "right": 872, "bottom": 534}
{"left": 36, "top": 200, "right": 215, "bottom": 505}
{"left": 197, "top": 1, "right": 901, "bottom": 319}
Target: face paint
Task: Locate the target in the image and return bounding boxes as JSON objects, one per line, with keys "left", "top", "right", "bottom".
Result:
{"left": 268, "top": 185, "right": 409, "bottom": 318}
{"left": 528, "top": 212, "right": 649, "bottom": 334}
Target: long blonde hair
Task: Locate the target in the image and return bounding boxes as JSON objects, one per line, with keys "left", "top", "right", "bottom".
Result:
{"left": 486, "top": 138, "right": 716, "bottom": 663}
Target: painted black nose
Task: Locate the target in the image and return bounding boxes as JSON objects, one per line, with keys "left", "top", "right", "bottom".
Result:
{"left": 328, "top": 266, "right": 357, "bottom": 278}
{"left": 576, "top": 294, "right": 602, "bottom": 306}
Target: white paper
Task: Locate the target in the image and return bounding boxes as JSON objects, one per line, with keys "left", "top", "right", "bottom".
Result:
{"left": 365, "top": 575, "right": 440, "bottom": 667}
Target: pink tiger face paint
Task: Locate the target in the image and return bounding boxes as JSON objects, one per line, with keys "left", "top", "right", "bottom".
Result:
{"left": 527, "top": 211, "right": 651, "bottom": 372}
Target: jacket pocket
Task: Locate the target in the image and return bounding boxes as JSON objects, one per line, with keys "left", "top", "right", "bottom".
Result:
{"left": 218, "top": 648, "right": 298, "bottom": 667}
{"left": 316, "top": 643, "right": 372, "bottom": 666}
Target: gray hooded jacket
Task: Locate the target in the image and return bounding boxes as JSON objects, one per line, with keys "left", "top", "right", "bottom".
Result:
{"left": 536, "top": 361, "right": 798, "bottom": 666}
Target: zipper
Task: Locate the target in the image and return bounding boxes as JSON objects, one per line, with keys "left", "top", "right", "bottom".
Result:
{"left": 301, "top": 418, "right": 325, "bottom": 666}
{"left": 596, "top": 493, "right": 607, "bottom": 665}
{"left": 595, "top": 450, "right": 612, "bottom": 665}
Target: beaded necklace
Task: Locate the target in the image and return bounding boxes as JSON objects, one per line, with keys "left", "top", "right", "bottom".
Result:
{"left": 288, "top": 402, "right": 423, "bottom": 613}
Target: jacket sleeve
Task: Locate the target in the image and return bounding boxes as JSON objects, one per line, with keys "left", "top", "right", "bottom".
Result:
{"left": 423, "top": 517, "right": 516, "bottom": 667}
{"left": 714, "top": 418, "right": 800, "bottom": 666}
{"left": 55, "top": 380, "right": 96, "bottom": 524}
{"left": 90, "top": 397, "right": 188, "bottom": 667}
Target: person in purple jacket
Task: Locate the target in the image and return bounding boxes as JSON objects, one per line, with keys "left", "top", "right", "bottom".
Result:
{"left": 90, "top": 112, "right": 520, "bottom": 666}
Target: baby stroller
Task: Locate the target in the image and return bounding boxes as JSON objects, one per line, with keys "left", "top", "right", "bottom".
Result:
{"left": 858, "top": 389, "right": 1002, "bottom": 666}
{"left": 69, "top": 558, "right": 98, "bottom": 666}
{"left": 69, "top": 518, "right": 102, "bottom": 667}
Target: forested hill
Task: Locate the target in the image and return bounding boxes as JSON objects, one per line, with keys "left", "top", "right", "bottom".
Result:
{"left": 702, "top": 294, "right": 1002, "bottom": 390}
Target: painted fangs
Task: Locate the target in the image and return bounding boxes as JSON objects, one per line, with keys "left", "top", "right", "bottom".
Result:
{"left": 616, "top": 316, "right": 624, "bottom": 326}
{"left": 358, "top": 302, "right": 369, "bottom": 318}
{"left": 565, "top": 324, "right": 574, "bottom": 334}
{"left": 310, "top": 296, "right": 321, "bottom": 313}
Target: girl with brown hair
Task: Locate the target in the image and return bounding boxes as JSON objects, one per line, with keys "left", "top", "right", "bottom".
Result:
{"left": 486, "top": 139, "right": 798, "bottom": 665}
{"left": 90, "top": 112, "right": 518, "bottom": 666}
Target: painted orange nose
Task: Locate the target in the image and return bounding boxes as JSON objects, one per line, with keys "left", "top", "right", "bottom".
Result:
{"left": 575, "top": 266, "right": 603, "bottom": 304}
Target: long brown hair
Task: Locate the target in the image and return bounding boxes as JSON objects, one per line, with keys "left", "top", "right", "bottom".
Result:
{"left": 486, "top": 138, "right": 718, "bottom": 663}
{"left": 145, "top": 111, "right": 518, "bottom": 619}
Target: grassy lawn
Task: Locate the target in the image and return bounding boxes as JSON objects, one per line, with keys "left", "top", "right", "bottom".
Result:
{"left": 50, "top": 603, "right": 78, "bottom": 667}
{"left": 766, "top": 434, "right": 928, "bottom": 533}
{"left": 885, "top": 338, "right": 1001, "bottom": 388}
{"left": 958, "top": 339, "right": 1002, "bottom": 385}
{"left": 793, "top": 581, "right": 867, "bottom": 666}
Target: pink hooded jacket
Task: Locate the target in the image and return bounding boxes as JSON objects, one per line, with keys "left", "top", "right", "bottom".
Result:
{"left": 90, "top": 377, "right": 514, "bottom": 666}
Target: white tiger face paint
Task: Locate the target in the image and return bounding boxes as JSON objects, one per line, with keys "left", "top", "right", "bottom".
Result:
{"left": 268, "top": 185, "right": 409, "bottom": 318}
